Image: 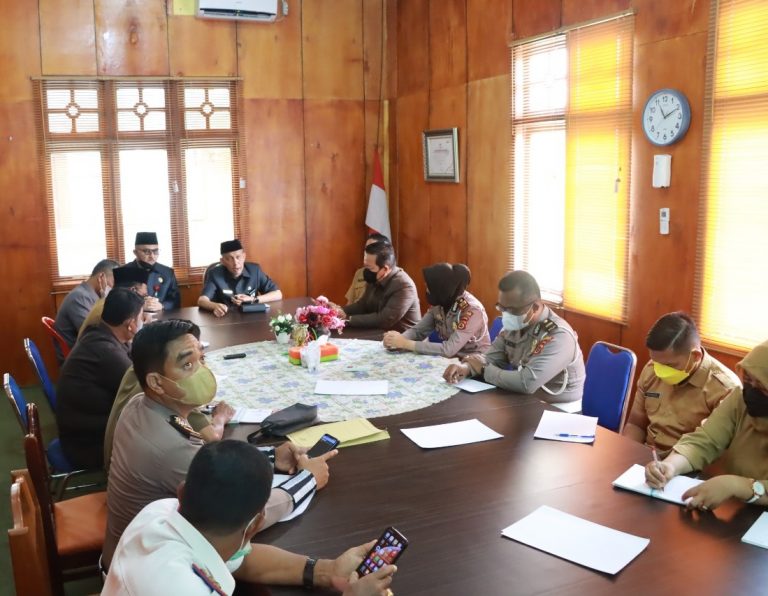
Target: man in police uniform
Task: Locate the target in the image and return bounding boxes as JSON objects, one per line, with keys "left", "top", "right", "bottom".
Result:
{"left": 103, "top": 320, "right": 335, "bottom": 569}
{"left": 443, "top": 270, "right": 585, "bottom": 403}
{"left": 623, "top": 312, "right": 740, "bottom": 455}
{"left": 198, "top": 239, "right": 282, "bottom": 317}
{"left": 103, "top": 441, "right": 396, "bottom": 596}
{"left": 125, "top": 231, "right": 180, "bottom": 311}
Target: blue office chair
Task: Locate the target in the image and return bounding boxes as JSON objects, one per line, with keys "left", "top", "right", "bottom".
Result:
{"left": 489, "top": 316, "right": 503, "bottom": 341}
{"left": 24, "top": 338, "right": 57, "bottom": 412}
{"left": 581, "top": 341, "right": 637, "bottom": 433}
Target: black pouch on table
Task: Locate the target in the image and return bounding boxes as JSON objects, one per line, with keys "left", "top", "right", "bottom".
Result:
{"left": 240, "top": 303, "right": 269, "bottom": 313}
{"left": 247, "top": 403, "right": 318, "bottom": 443}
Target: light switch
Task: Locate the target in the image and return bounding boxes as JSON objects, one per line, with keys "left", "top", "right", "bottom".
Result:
{"left": 660, "top": 207, "right": 670, "bottom": 235}
{"left": 652, "top": 154, "right": 672, "bottom": 188}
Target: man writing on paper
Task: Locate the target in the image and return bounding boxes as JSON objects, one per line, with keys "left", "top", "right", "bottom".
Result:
{"left": 443, "top": 271, "right": 585, "bottom": 403}
{"left": 623, "top": 312, "right": 740, "bottom": 455}
{"left": 125, "top": 231, "right": 181, "bottom": 311}
{"left": 198, "top": 239, "right": 282, "bottom": 317}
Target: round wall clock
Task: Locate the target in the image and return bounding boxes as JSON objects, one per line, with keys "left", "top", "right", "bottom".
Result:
{"left": 641, "top": 88, "right": 691, "bottom": 146}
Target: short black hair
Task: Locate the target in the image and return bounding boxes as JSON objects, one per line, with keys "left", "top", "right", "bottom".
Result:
{"left": 646, "top": 312, "right": 700, "bottom": 353}
{"left": 101, "top": 288, "right": 144, "bottom": 326}
{"left": 131, "top": 319, "right": 201, "bottom": 390}
{"left": 180, "top": 441, "right": 273, "bottom": 536}
{"left": 365, "top": 241, "right": 395, "bottom": 269}
{"left": 366, "top": 232, "right": 390, "bottom": 244}
{"left": 498, "top": 270, "right": 541, "bottom": 302}
{"left": 91, "top": 259, "right": 120, "bottom": 277}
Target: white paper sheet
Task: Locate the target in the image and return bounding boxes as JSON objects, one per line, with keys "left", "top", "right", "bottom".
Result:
{"left": 742, "top": 512, "right": 768, "bottom": 549}
{"left": 501, "top": 505, "right": 650, "bottom": 575}
{"left": 314, "top": 380, "right": 389, "bottom": 395}
{"left": 533, "top": 410, "right": 598, "bottom": 443}
{"left": 228, "top": 407, "right": 272, "bottom": 424}
{"left": 454, "top": 378, "right": 496, "bottom": 393}
{"left": 548, "top": 399, "right": 582, "bottom": 414}
{"left": 612, "top": 464, "right": 704, "bottom": 506}
{"left": 400, "top": 419, "right": 502, "bottom": 449}
{"left": 271, "top": 474, "right": 314, "bottom": 521}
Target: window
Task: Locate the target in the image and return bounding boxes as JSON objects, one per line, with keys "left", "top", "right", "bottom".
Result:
{"left": 695, "top": 0, "right": 768, "bottom": 351}
{"left": 35, "top": 78, "right": 246, "bottom": 284}
{"left": 511, "top": 15, "right": 634, "bottom": 322}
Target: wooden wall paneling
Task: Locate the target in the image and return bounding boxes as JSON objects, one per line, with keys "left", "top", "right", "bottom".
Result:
{"left": 394, "top": 91, "right": 430, "bottom": 278}
{"left": 0, "top": 0, "right": 40, "bottom": 101}
{"left": 243, "top": 98, "right": 308, "bottom": 299}
{"left": 94, "top": 0, "right": 169, "bottom": 76}
{"left": 168, "top": 15, "right": 237, "bottom": 77}
{"left": 467, "top": 0, "right": 513, "bottom": 82}
{"left": 428, "top": 0, "right": 467, "bottom": 90}
{"left": 238, "top": 2, "right": 303, "bottom": 99}
{"left": 385, "top": 0, "right": 398, "bottom": 99}
{"left": 427, "top": 85, "right": 468, "bottom": 266}
{"left": 384, "top": 100, "right": 399, "bottom": 245}
{"left": 561, "top": 0, "right": 630, "bottom": 27}
{"left": 364, "top": 0, "right": 386, "bottom": 103}
{"left": 396, "top": 0, "right": 430, "bottom": 96}
{"left": 302, "top": 0, "right": 364, "bottom": 100}
{"left": 511, "top": 0, "right": 560, "bottom": 41}
{"left": 560, "top": 310, "right": 623, "bottom": 360}
{"left": 364, "top": 100, "right": 385, "bottom": 198}
{"left": 179, "top": 283, "right": 203, "bottom": 308}
{"left": 303, "top": 100, "right": 366, "bottom": 302}
{"left": 634, "top": 0, "right": 710, "bottom": 45}
{"left": 39, "top": 0, "right": 97, "bottom": 75}
{"left": 467, "top": 75, "right": 511, "bottom": 314}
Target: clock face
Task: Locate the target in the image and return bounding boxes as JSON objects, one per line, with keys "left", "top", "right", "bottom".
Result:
{"left": 642, "top": 89, "right": 691, "bottom": 146}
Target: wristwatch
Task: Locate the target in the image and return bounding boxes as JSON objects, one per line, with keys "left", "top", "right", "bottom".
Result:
{"left": 302, "top": 557, "right": 317, "bottom": 589}
{"left": 746, "top": 479, "right": 765, "bottom": 504}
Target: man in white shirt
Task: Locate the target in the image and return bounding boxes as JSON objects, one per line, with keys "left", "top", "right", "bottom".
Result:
{"left": 103, "top": 440, "right": 396, "bottom": 596}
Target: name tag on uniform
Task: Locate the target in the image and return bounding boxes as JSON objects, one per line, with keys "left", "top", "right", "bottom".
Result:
{"left": 644, "top": 392, "right": 661, "bottom": 398}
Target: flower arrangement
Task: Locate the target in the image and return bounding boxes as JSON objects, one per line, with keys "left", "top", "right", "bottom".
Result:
{"left": 269, "top": 313, "right": 295, "bottom": 335}
{"left": 295, "top": 296, "right": 346, "bottom": 338}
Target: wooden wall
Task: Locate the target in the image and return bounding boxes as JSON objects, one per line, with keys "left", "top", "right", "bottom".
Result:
{"left": 391, "top": 0, "right": 744, "bottom": 376}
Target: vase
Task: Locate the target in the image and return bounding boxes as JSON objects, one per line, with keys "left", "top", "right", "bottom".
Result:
{"left": 275, "top": 331, "right": 290, "bottom": 345}
{"left": 291, "top": 324, "right": 310, "bottom": 347}
{"left": 310, "top": 326, "right": 330, "bottom": 340}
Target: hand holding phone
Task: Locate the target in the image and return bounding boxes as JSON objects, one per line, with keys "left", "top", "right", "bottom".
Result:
{"left": 307, "top": 434, "right": 340, "bottom": 458}
{"left": 356, "top": 527, "right": 408, "bottom": 578}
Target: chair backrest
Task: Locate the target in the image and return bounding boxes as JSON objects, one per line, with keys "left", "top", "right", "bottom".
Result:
{"left": 203, "top": 262, "right": 221, "bottom": 286}
{"left": 24, "top": 338, "right": 57, "bottom": 411}
{"left": 8, "top": 472, "right": 54, "bottom": 596}
{"left": 41, "top": 317, "right": 70, "bottom": 360}
{"left": 581, "top": 341, "right": 637, "bottom": 433}
{"left": 26, "top": 404, "right": 54, "bottom": 485}
{"left": 27, "top": 402, "right": 74, "bottom": 476}
{"left": 4, "top": 372, "right": 29, "bottom": 433}
{"left": 489, "top": 316, "right": 503, "bottom": 342}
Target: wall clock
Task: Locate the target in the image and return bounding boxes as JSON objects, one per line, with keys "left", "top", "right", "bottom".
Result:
{"left": 642, "top": 88, "right": 691, "bottom": 146}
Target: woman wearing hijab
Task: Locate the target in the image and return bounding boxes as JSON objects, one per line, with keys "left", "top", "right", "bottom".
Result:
{"left": 382, "top": 263, "right": 490, "bottom": 358}
{"left": 645, "top": 339, "right": 768, "bottom": 510}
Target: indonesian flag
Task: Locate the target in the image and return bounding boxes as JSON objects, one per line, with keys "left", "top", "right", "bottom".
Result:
{"left": 365, "top": 151, "right": 392, "bottom": 240}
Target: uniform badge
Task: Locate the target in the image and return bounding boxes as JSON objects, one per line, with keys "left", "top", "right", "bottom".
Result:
{"left": 157, "top": 276, "right": 164, "bottom": 284}
{"left": 457, "top": 309, "right": 472, "bottom": 331}
{"left": 168, "top": 415, "right": 203, "bottom": 442}
{"left": 191, "top": 564, "right": 227, "bottom": 596}
{"left": 531, "top": 335, "right": 554, "bottom": 356}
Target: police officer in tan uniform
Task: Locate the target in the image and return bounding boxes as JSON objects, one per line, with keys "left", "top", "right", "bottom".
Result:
{"left": 624, "top": 312, "right": 740, "bottom": 454}
{"left": 443, "top": 271, "right": 585, "bottom": 403}
{"left": 383, "top": 262, "right": 490, "bottom": 358}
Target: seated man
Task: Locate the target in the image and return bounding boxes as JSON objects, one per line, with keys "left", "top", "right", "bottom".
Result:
{"left": 383, "top": 262, "right": 490, "bottom": 357}
{"left": 198, "top": 239, "right": 282, "bottom": 318}
{"left": 103, "top": 320, "right": 334, "bottom": 568}
{"left": 645, "top": 339, "right": 768, "bottom": 511}
{"left": 56, "top": 288, "right": 145, "bottom": 469}
{"left": 125, "top": 231, "right": 181, "bottom": 311}
{"left": 103, "top": 441, "right": 396, "bottom": 596}
{"left": 342, "top": 242, "right": 421, "bottom": 332}
{"left": 623, "top": 312, "right": 740, "bottom": 454}
{"left": 345, "top": 232, "right": 390, "bottom": 305}
{"left": 79, "top": 265, "right": 150, "bottom": 336}
{"left": 443, "top": 270, "right": 585, "bottom": 403}
{"left": 53, "top": 258, "right": 119, "bottom": 363}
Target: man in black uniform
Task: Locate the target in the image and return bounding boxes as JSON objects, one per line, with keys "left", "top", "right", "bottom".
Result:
{"left": 198, "top": 239, "right": 282, "bottom": 317}
{"left": 125, "top": 231, "right": 181, "bottom": 311}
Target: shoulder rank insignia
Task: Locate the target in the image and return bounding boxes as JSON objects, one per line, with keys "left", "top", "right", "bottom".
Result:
{"left": 456, "top": 297, "right": 469, "bottom": 311}
{"left": 533, "top": 318, "right": 558, "bottom": 336}
{"left": 191, "top": 563, "right": 227, "bottom": 596}
{"left": 169, "top": 415, "right": 203, "bottom": 441}
{"left": 456, "top": 308, "right": 473, "bottom": 330}
{"left": 531, "top": 335, "right": 554, "bottom": 356}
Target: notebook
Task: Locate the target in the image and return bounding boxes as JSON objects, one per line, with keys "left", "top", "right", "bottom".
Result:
{"left": 612, "top": 464, "right": 703, "bottom": 506}
{"left": 742, "top": 512, "right": 768, "bottom": 549}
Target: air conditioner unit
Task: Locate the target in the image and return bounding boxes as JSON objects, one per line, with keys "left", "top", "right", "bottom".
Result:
{"left": 196, "top": 0, "right": 284, "bottom": 23}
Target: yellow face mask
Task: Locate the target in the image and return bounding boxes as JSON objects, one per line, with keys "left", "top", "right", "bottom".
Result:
{"left": 653, "top": 354, "right": 692, "bottom": 385}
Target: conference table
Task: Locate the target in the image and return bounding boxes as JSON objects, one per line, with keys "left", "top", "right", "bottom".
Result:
{"left": 161, "top": 300, "right": 768, "bottom": 595}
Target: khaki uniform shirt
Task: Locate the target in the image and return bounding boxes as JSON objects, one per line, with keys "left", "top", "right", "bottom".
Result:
{"left": 79, "top": 297, "right": 105, "bottom": 337}
{"left": 673, "top": 389, "right": 768, "bottom": 481}
{"left": 345, "top": 267, "right": 367, "bottom": 304}
{"left": 403, "top": 291, "right": 491, "bottom": 357}
{"left": 629, "top": 351, "right": 741, "bottom": 454}
{"left": 481, "top": 307, "right": 585, "bottom": 403}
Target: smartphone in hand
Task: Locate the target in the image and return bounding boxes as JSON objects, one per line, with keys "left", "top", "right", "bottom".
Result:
{"left": 306, "top": 434, "right": 340, "bottom": 458}
{"left": 356, "top": 527, "right": 408, "bottom": 577}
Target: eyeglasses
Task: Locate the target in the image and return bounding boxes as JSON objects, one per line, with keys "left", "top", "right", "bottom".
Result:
{"left": 495, "top": 301, "right": 535, "bottom": 316}
{"left": 138, "top": 248, "right": 160, "bottom": 256}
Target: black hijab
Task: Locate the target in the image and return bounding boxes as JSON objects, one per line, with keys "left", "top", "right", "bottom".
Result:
{"left": 422, "top": 263, "right": 471, "bottom": 311}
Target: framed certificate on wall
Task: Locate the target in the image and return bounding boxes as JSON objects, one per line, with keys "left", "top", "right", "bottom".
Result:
{"left": 423, "top": 128, "right": 459, "bottom": 183}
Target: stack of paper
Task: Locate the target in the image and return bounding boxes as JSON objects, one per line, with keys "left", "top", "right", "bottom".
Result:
{"left": 612, "top": 464, "right": 703, "bottom": 506}
{"left": 288, "top": 418, "right": 389, "bottom": 448}
{"left": 314, "top": 380, "right": 389, "bottom": 395}
{"left": 400, "top": 419, "right": 502, "bottom": 449}
{"left": 533, "top": 410, "right": 598, "bottom": 443}
{"left": 501, "top": 505, "right": 650, "bottom": 575}
{"left": 742, "top": 512, "right": 768, "bottom": 549}
{"left": 454, "top": 378, "right": 496, "bottom": 393}
{"left": 227, "top": 407, "right": 272, "bottom": 425}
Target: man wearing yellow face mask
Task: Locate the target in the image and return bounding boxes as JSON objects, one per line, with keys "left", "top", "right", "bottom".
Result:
{"left": 623, "top": 312, "right": 740, "bottom": 454}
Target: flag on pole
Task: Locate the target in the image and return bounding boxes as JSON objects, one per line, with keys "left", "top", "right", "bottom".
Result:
{"left": 365, "top": 151, "right": 392, "bottom": 241}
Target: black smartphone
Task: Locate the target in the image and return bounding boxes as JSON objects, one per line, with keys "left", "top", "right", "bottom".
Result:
{"left": 223, "top": 353, "right": 247, "bottom": 360}
{"left": 306, "top": 434, "right": 340, "bottom": 458}
{"left": 355, "top": 527, "right": 408, "bottom": 577}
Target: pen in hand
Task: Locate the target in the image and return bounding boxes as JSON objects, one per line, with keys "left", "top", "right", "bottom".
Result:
{"left": 651, "top": 447, "right": 664, "bottom": 492}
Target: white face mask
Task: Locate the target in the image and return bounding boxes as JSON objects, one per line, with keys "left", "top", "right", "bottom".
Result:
{"left": 501, "top": 307, "right": 532, "bottom": 332}
{"left": 224, "top": 514, "right": 257, "bottom": 572}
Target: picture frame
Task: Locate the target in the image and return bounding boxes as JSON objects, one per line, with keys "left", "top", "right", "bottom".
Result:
{"left": 422, "top": 128, "right": 459, "bottom": 183}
